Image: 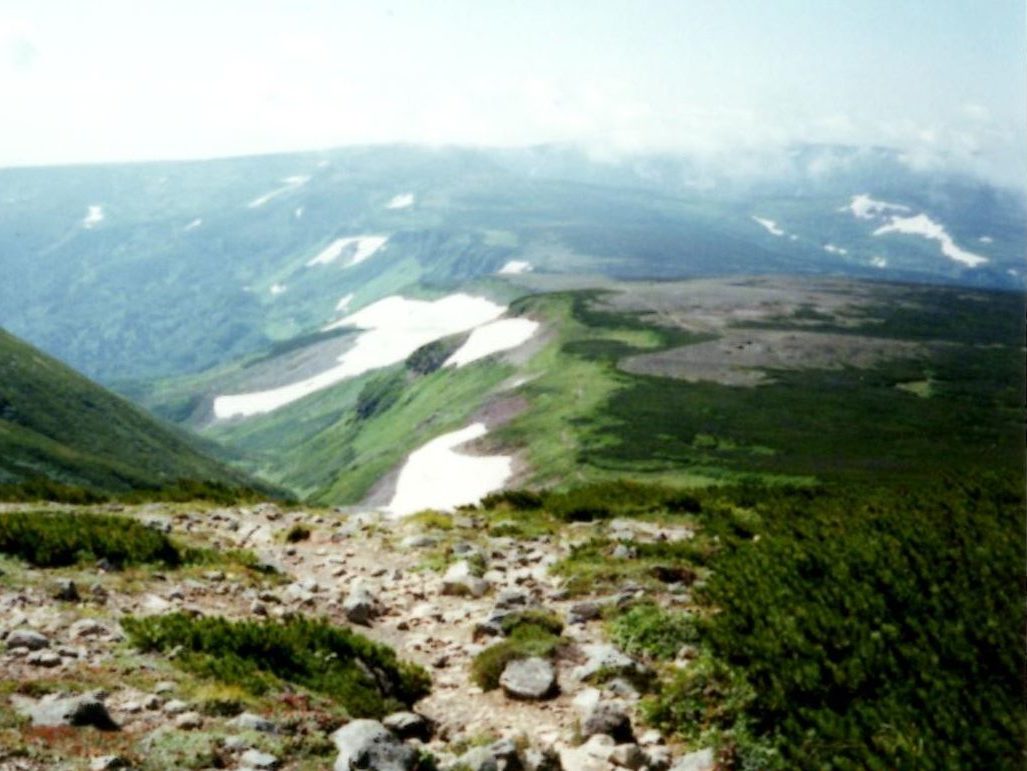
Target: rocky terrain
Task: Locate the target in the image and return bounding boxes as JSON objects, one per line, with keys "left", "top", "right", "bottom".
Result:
{"left": 0, "top": 501, "right": 714, "bottom": 771}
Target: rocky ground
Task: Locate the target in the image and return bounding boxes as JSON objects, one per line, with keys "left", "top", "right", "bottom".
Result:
{"left": 0, "top": 501, "right": 715, "bottom": 771}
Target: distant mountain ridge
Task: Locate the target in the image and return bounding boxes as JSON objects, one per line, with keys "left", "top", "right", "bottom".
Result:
{"left": 1, "top": 143, "right": 1022, "bottom": 387}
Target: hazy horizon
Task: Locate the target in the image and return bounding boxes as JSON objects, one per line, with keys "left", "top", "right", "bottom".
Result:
{"left": 2, "top": 0, "right": 1025, "bottom": 186}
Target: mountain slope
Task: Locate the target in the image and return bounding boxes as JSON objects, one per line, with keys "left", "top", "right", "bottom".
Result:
{"left": 0, "top": 328, "right": 258, "bottom": 493}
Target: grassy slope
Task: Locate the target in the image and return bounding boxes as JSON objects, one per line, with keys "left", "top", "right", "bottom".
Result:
{"left": 0, "top": 328, "right": 256, "bottom": 492}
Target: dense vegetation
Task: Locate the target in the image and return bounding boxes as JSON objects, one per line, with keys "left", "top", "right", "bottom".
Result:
{"left": 124, "top": 614, "right": 431, "bottom": 719}
{"left": 0, "top": 328, "right": 260, "bottom": 495}
{"left": 0, "top": 476, "right": 276, "bottom": 505}
{"left": 471, "top": 611, "right": 566, "bottom": 691}
{"left": 557, "top": 288, "right": 1024, "bottom": 486}
{"left": 480, "top": 476, "right": 1025, "bottom": 769}
{"left": 0, "top": 511, "right": 182, "bottom": 568}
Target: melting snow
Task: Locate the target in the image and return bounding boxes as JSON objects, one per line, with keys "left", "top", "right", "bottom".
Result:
{"left": 752, "top": 217, "right": 785, "bottom": 236}
{"left": 979, "top": 236, "right": 993, "bottom": 244}
{"left": 213, "top": 294, "right": 506, "bottom": 419}
{"left": 387, "top": 423, "right": 512, "bottom": 517}
{"left": 184, "top": 218, "right": 203, "bottom": 231}
{"left": 873, "top": 214, "right": 987, "bottom": 268}
{"left": 444, "top": 318, "right": 539, "bottom": 368}
{"left": 498, "top": 260, "right": 533, "bottom": 275}
{"left": 335, "top": 293, "right": 354, "bottom": 312}
{"left": 295, "top": 207, "right": 304, "bottom": 219}
{"left": 842, "top": 194, "right": 910, "bottom": 220}
{"left": 823, "top": 244, "right": 848, "bottom": 255}
{"left": 386, "top": 193, "right": 415, "bottom": 209}
{"left": 270, "top": 283, "right": 287, "bottom": 296}
{"left": 247, "top": 175, "right": 310, "bottom": 208}
{"left": 870, "top": 256, "right": 888, "bottom": 269}
{"left": 82, "top": 205, "right": 104, "bottom": 228}
{"left": 307, "top": 236, "right": 388, "bottom": 267}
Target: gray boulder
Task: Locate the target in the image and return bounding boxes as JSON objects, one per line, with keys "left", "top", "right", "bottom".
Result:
{"left": 53, "top": 578, "right": 80, "bottom": 601}
{"left": 670, "top": 749, "right": 715, "bottom": 771}
{"left": 499, "top": 657, "right": 557, "bottom": 700}
{"left": 457, "top": 746, "right": 498, "bottom": 771}
{"left": 573, "top": 644, "right": 646, "bottom": 682}
{"left": 382, "top": 710, "right": 433, "bottom": 741}
{"left": 442, "top": 560, "right": 489, "bottom": 598}
{"left": 6, "top": 629, "right": 49, "bottom": 650}
{"left": 580, "top": 702, "right": 633, "bottom": 743}
{"left": 344, "top": 584, "right": 378, "bottom": 626}
{"left": 240, "top": 749, "right": 280, "bottom": 769}
{"left": 332, "top": 719, "right": 417, "bottom": 771}
{"left": 15, "top": 693, "right": 118, "bottom": 729}
{"left": 567, "top": 601, "right": 602, "bottom": 625}
{"left": 228, "top": 711, "right": 277, "bottom": 733}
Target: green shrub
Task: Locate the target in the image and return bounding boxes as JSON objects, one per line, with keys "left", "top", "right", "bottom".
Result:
{"left": 500, "top": 610, "right": 565, "bottom": 638}
{"left": 355, "top": 372, "right": 406, "bottom": 420}
{"left": 123, "top": 614, "right": 430, "bottom": 719}
{"left": 405, "top": 335, "right": 467, "bottom": 375}
{"left": 610, "top": 603, "right": 696, "bottom": 661}
{"left": 0, "top": 511, "right": 182, "bottom": 568}
{"left": 470, "top": 623, "right": 562, "bottom": 691}
{"left": 656, "top": 477, "right": 1026, "bottom": 770}
{"left": 479, "top": 489, "right": 544, "bottom": 510}
{"left": 285, "top": 524, "right": 311, "bottom": 543}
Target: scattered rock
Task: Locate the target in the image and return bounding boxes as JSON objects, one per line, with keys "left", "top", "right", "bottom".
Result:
{"left": 344, "top": 583, "right": 378, "bottom": 626}
{"left": 559, "top": 734, "right": 615, "bottom": 771}
{"left": 382, "top": 710, "right": 434, "bottom": 741}
{"left": 162, "top": 699, "right": 189, "bottom": 715}
{"left": 442, "top": 561, "right": 490, "bottom": 598}
{"left": 6, "top": 629, "right": 49, "bottom": 650}
{"left": 229, "top": 711, "right": 277, "bottom": 733}
{"left": 573, "top": 644, "right": 645, "bottom": 682}
{"left": 500, "top": 656, "right": 557, "bottom": 700}
{"left": 89, "top": 755, "right": 131, "bottom": 770}
{"left": 27, "top": 650, "right": 61, "bottom": 667}
{"left": 69, "top": 618, "right": 113, "bottom": 639}
{"left": 52, "top": 579, "right": 80, "bottom": 601}
{"left": 240, "top": 749, "right": 280, "bottom": 769}
{"left": 458, "top": 746, "right": 499, "bottom": 771}
{"left": 567, "top": 601, "right": 602, "bottom": 625}
{"left": 174, "top": 710, "right": 203, "bottom": 730}
{"left": 15, "top": 693, "right": 118, "bottom": 730}
{"left": 401, "top": 534, "right": 437, "bottom": 549}
{"left": 580, "top": 702, "right": 633, "bottom": 743}
{"left": 670, "top": 748, "right": 715, "bottom": 771}
{"left": 331, "top": 719, "right": 417, "bottom": 771}
{"left": 610, "top": 743, "right": 647, "bottom": 769}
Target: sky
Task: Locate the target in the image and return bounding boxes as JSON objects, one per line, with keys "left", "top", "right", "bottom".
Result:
{"left": 1, "top": 0, "right": 1024, "bottom": 185}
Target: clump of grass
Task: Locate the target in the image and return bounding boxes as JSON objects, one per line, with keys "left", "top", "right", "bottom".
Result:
{"left": 610, "top": 602, "right": 697, "bottom": 661}
{"left": 123, "top": 613, "right": 430, "bottom": 719}
{"left": 471, "top": 621, "right": 564, "bottom": 691}
{"left": 552, "top": 537, "right": 710, "bottom": 596}
{"left": 500, "top": 610, "right": 565, "bottom": 637}
{"left": 0, "top": 511, "right": 182, "bottom": 568}
{"left": 284, "top": 524, "right": 311, "bottom": 543}
{"left": 406, "top": 511, "right": 454, "bottom": 531}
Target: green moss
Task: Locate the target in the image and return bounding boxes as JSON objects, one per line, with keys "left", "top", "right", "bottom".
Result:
{"left": 123, "top": 613, "right": 430, "bottom": 719}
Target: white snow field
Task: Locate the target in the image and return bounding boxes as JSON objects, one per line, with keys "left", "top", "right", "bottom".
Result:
{"left": 752, "top": 216, "right": 785, "bottom": 236}
{"left": 247, "top": 175, "right": 310, "bottom": 208}
{"left": 842, "top": 194, "right": 910, "bottom": 220}
{"left": 823, "top": 244, "right": 848, "bottom": 255}
{"left": 445, "top": 318, "right": 539, "bottom": 368}
{"left": 873, "top": 214, "right": 987, "bottom": 268}
{"left": 213, "top": 294, "right": 506, "bottom": 419}
{"left": 184, "top": 218, "right": 203, "bottom": 231}
{"left": 387, "top": 423, "right": 512, "bottom": 517}
{"left": 82, "top": 205, "right": 104, "bottom": 228}
{"left": 270, "top": 283, "right": 287, "bottom": 296}
{"left": 386, "top": 193, "right": 415, "bottom": 209}
{"left": 306, "top": 236, "right": 388, "bottom": 267}
{"left": 498, "top": 260, "right": 533, "bottom": 275}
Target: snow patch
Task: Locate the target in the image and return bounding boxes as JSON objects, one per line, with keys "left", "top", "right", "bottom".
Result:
{"left": 978, "top": 235, "right": 993, "bottom": 244}
{"left": 823, "top": 244, "right": 848, "bottom": 255}
{"left": 498, "top": 260, "right": 533, "bottom": 275}
{"left": 335, "top": 293, "right": 354, "bottom": 312}
{"left": 873, "top": 214, "right": 987, "bottom": 268}
{"left": 386, "top": 193, "right": 415, "bottom": 209}
{"left": 184, "top": 218, "right": 203, "bottom": 231}
{"left": 444, "top": 318, "right": 539, "bottom": 368}
{"left": 387, "top": 423, "right": 512, "bottom": 517}
{"left": 870, "top": 256, "right": 888, "bottom": 269}
{"left": 752, "top": 217, "right": 785, "bottom": 236}
{"left": 307, "top": 236, "right": 388, "bottom": 267}
{"left": 213, "top": 294, "right": 506, "bottom": 419}
{"left": 295, "top": 207, "right": 304, "bottom": 219}
{"left": 842, "top": 194, "right": 910, "bottom": 220}
{"left": 247, "top": 175, "right": 310, "bottom": 208}
{"left": 82, "top": 205, "right": 104, "bottom": 228}
{"left": 270, "top": 283, "right": 287, "bottom": 296}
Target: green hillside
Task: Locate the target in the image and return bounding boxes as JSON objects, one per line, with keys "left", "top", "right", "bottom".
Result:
{"left": 0, "top": 328, "right": 260, "bottom": 495}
